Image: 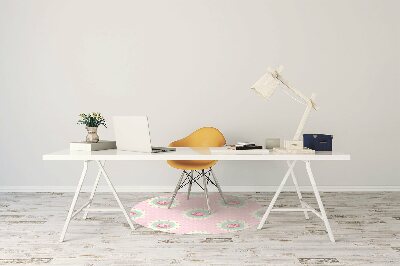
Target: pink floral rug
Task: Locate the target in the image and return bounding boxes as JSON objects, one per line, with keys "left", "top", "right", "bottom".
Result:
{"left": 130, "top": 193, "right": 264, "bottom": 234}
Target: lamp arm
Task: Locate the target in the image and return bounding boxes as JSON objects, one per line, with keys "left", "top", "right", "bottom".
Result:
{"left": 268, "top": 68, "right": 318, "bottom": 141}
{"left": 276, "top": 76, "right": 310, "bottom": 105}
{"left": 293, "top": 93, "right": 316, "bottom": 141}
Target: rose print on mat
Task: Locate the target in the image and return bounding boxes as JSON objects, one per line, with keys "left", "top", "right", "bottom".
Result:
{"left": 217, "top": 220, "right": 248, "bottom": 232}
{"left": 148, "top": 220, "right": 180, "bottom": 232}
{"left": 147, "top": 196, "right": 178, "bottom": 208}
{"left": 219, "top": 196, "right": 246, "bottom": 208}
{"left": 129, "top": 209, "right": 144, "bottom": 220}
{"left": 185, "top": 209, "right": 211, "bottom": 219}
{"left": 130, "top": 193, "right": 262, "bottom": 234}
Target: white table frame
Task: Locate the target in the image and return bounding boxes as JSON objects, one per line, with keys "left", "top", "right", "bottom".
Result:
{"left": 43, "top": 148, "right": 349, "bottom": 242}
{"left": 59, "top": 160, "right": 135, "bottom": 242}
{"left": 257, "top": 160, "right": 335, "bottom": 242}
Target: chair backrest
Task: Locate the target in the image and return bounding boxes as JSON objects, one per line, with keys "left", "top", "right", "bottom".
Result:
{"left": 169, "top": 127, "right": 226, "bottom": 148}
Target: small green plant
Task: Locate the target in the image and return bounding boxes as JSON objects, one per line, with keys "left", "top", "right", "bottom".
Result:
{"left": 77, "top": 112, "right": 107, "bottom": 128}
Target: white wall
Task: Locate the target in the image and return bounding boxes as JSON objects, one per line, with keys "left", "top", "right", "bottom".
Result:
{"left": 1, "top": 0, "right": 399, "bottom": 190}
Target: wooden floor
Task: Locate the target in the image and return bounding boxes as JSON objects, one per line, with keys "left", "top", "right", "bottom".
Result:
{"left": 0, "top": 192, "right": 399, "bottom": 265}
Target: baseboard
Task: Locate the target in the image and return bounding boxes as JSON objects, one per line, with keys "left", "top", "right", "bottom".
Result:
{"left": 1, "top": 186, "right": 399, "bottom": 193}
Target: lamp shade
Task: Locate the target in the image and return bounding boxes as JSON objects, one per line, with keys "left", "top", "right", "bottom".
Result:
{"left": 251, "top": 66, "right": 313, "bottom": 107}
{"left": 250, "top": 66, "right": 283, "bottom": 99}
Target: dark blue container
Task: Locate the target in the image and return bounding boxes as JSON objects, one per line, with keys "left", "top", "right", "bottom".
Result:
{"left": 303, "top": 134, "right": 333, "bottom": 151}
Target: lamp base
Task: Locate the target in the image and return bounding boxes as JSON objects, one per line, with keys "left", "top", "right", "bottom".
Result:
{"left": 272, "top": 147, "right": 315, "bottom": 154}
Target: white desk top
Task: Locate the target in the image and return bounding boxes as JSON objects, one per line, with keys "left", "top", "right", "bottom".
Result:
{"left": 43, "top": 148, "right": 350, "bottom": 161}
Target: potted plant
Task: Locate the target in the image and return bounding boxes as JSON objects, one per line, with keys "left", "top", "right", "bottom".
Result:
{"left": 77, "top": 112, "right": 107, "bottom": 143}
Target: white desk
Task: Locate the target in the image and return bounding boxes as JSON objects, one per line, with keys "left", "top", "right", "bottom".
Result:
{"left": 43, "top": 148, "right": 350, "bottom": 242}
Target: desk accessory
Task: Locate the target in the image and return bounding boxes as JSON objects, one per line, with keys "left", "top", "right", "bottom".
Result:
{"left": 77, "top": 112, "right": 107, "bottom": 143}
{"left": 283, "top": 140, "right": 304, "bottom": 150}
{"left": 114, "top": 116, "right": 173, "bottom": 153}
{"left": 235, "top": 142, "right": 263, "bottom": 150}
{"left": 70, "top": 140, "right": 116, "bottom": 151}
{"left": 251, "top": 66, "right": 316, "bottom": 154}
{"left": 303, "top": 134, "right": 333, "bottom": 151}
{"left": 236, "top": 145, "right": 263, "bottom": 150}
{"left": 211, "top": 147, "right": 270, "bottom": 154}
{"left": 265, "top": 138, "right": 280, "bottom": 149}
{"left": 237, "top": 141, "right": 255, "bottom": 146}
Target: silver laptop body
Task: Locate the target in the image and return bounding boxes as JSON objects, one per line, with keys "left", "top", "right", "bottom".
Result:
{"left": 113, "top": 116, "right": 175, "bottom": 153}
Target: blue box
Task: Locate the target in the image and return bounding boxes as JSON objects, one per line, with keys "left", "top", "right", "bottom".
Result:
{"left": 303, "top": 134, "right": 333, "bottom": 151}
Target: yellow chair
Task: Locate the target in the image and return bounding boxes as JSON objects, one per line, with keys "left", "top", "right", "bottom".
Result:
{"left": 167, "top": 127, "right": 226, "bottom": 213}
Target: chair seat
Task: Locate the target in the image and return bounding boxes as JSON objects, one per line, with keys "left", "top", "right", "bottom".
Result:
{"left": 167, "top": 160, "right": 217, "bottom": 170}
{"left": 167, "top": 127, "right": 225, "bottom": 171}
{"left": 167, "top": 127, "right": 226, "bottom": 213}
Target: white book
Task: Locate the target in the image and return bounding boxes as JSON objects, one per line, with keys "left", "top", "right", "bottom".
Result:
{"left": 70, "top": 140, "right": 117, "bottom": 151}
{"left": 210, "top": 147, "right": 269, "bottom": 154}
{"left": 236, "top": 141, "right": 256, "bottom": 146}
{"left": 272, "top": 147, "right": 315, "bottom": 154}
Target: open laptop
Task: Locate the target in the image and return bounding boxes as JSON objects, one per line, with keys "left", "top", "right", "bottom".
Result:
{"left": 113, "top": 116, "right": 175, "bottom": 153}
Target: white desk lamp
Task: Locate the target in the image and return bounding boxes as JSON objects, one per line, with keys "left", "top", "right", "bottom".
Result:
{"left": 251, "top": 66, "right": 317, "bottom": 153}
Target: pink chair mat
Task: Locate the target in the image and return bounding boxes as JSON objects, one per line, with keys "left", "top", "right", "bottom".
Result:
{"left": 130, "top": 193, "right": 264, "bottom": 234}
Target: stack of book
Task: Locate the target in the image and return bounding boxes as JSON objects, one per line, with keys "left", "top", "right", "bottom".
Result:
{"left": 210, "top": 146, "right": 269, "bottom": 154}
{"left": 235, "top": 142, "right": 263, "bottom": 150}
{"left": 70, "top": 140, "right": 117, "bottom": 151}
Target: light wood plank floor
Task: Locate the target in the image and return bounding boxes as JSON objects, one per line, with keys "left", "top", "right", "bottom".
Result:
{"left": 0, "top": 192, "right": 399, "bottom": 265}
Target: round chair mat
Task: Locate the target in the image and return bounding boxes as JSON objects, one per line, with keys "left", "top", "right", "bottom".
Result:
{"left": 130, "top": 193, "right": 264, "bottom": 234}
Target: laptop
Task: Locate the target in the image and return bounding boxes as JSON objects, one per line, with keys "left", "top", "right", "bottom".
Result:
{"left": 113, "top": 116, "right": 175, "bottom": 153}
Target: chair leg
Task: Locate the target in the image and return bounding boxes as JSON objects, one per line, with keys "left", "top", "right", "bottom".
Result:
{"left": 168, "top": 171, "right": 185, "bottom": 209}
{"left": 210, "top": 168, "right": 226, "bottom": 204}
{"left": 187, "top": 170, "right": 193, "bottom": 200}
{"left": 202, "top": 170, "right": 211, "bottom": 213}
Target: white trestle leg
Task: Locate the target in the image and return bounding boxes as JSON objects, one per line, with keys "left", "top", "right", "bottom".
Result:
{"left": 60, "top": 160, "right": 136, "bottom": 242}
{"left": 257, "top": 161, "right": 296, "bottom": 229}
{"left": 95, "top": 161, "right": 135, "bottom": 231}
{"left": 83, "top": 161, "right": 105, "bottom": 220}
{"left": 287, "top": 161, "right": 309, "bottom": 220}
{"left": 257, "top": 160, "right": 335, "bottom": 242}
{"left": 60, "top": 161, "right": 88, "bottom": 242}
{"left": 305, "top": 161, "right": 335, "bottom": 242}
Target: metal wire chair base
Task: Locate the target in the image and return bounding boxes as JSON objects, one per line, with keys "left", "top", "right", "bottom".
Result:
{"left": 168, "top": 168, "right": 226, "bottom": 213}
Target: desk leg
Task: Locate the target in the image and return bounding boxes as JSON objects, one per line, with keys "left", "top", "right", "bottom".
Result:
{"left": 287, "top": 161, "right": 309, "bottom": 220}
{"left": 60, "top": 160, "right": 88, "bottom": 242}
{"left": 95, "top": 161, "right": 135, "bottom": 231}
{"left": 305, "top": 161, "right": 335, "bottom": 242}
{"left": 257, "top": 161, "right": 296, "bottom": 229}
{"left": 83, "top": 161, "right": 105, "bottom": 220}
